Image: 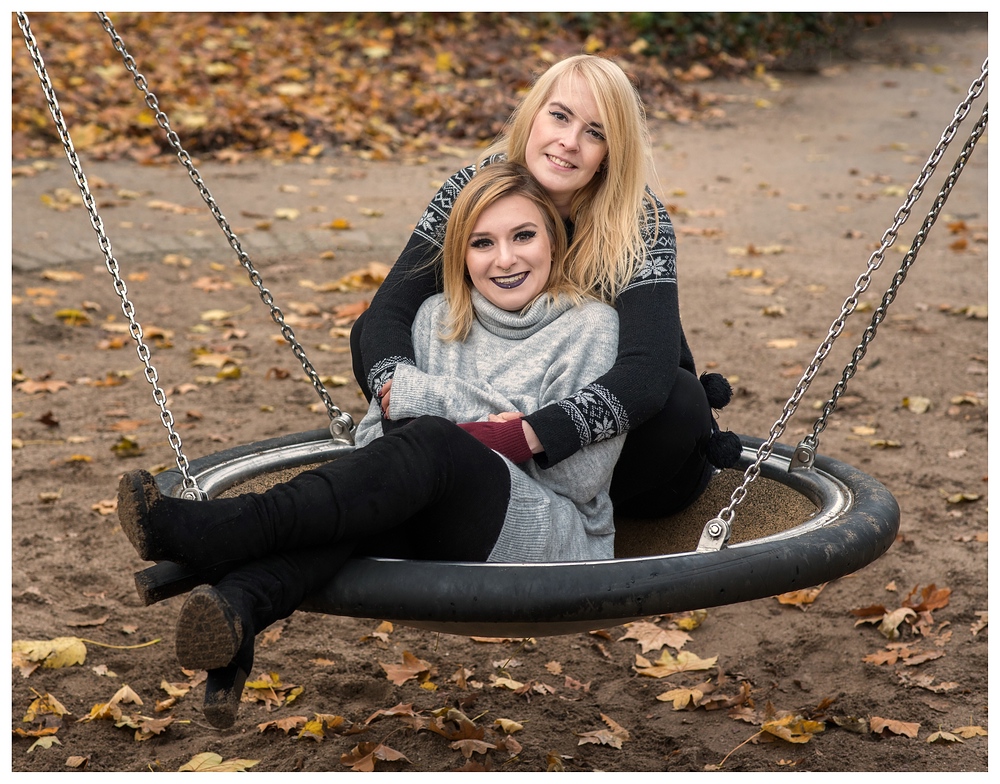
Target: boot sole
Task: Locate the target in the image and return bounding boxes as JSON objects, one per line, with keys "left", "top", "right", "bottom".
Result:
{"left": 203, "top": 660, "right": 250, "bottom": 730}
{"left": 117, "top": 470, "right": 160, "bottom": 562}
{"left": 176, "top": 586, "right": 243, "bottom": 671}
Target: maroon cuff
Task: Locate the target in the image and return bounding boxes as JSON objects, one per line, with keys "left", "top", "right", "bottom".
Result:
{"left": 457, "top": 419, "right": 533, "bottom": 464}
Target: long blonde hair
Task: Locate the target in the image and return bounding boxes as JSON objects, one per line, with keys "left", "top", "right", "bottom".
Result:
{"left": 484, "top": 54, "right": 656, "bottom": 302}
{"left": 441, "top": 162, "right": 574, "bottom": 341}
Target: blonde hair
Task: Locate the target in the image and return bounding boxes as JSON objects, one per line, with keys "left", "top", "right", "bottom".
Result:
{"left": 441, "top": 162, "right": 574, "bottom": 341}
{"left": 484, "top": 54, "right": 656, "bottom": 302}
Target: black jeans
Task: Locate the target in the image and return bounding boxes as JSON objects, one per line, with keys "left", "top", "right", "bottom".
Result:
{"left": 351, "top": 310, "right": 712, "bottom": 521}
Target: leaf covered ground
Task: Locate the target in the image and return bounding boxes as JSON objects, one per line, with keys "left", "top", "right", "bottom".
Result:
{"left": 9, "top": 12, "right": 988, "bottom": 774}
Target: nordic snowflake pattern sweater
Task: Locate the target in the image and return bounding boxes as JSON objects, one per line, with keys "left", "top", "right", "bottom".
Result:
{"left": 359, "top": 155, "right": 697, "bottom": 467}
{"left": 354, "top": 291, "right": 624, "bottom": 563}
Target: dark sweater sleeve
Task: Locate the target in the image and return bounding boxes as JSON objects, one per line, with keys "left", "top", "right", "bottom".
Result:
{"left": 359, "top": 162, "right": 483, "bottom": 395}
{"left": 525, "top": 191, "right": 694, "bottom": 467}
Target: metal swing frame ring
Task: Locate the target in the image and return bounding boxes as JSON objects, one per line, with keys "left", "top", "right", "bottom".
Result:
{"left": 140, "top": 430, "right": 898, "bottom": 637}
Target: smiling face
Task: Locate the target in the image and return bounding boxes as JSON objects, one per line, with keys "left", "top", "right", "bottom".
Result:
{"left": 523, "top": 73, "right": 608, "bottom": 217}
{"left": 464, "top": 193, "right": 553, "bottom": 312}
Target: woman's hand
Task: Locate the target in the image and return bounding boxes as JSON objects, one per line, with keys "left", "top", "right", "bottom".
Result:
{"left": 488, "top": 412, "right": 542, "bottom": 455}
{"left": 378, "top": 380, "right": 393, "bottom": 418}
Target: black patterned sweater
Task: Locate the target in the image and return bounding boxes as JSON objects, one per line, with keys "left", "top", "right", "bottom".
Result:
{"left": 359, "top": 156, "right": 698, "bottom": 467}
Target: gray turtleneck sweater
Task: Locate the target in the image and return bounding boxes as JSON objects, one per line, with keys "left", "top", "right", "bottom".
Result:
{"left": 354, "top": 290, "right": 622, "bottom": 563}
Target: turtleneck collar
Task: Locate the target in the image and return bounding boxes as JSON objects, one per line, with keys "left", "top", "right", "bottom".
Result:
{"left": 471, "top": 289, "right": 574, "bottom": 341}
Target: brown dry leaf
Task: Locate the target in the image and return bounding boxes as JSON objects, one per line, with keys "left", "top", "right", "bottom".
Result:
{"left": 361, "top": 620, "right": 394, "bottom": 644}
{"left": 17, "top": 378, "right": 71, "bottom": 394}
{"left": 656, "top": 686, "right": 705, "bottom": 710}
{"left": 12, "top": 637, "right": 87, "bottom": 670}
{"left": 927, "top": 730, "right": 964, "bottom": 744}
{"left": 952, "top": 725, "right": 987, "bottom": 739}
{"left": 491, "top": 675, "right": 525, "bottom": 691}
{"left": 634, "top": 649, "right": 718, "bottom": 678}
{"left": 364, "top": 702, "right": 422, "bottom": 725}
{"left": 27, "top": 736, "right": 62, "bottom": 753}
{"left": 576, "top": 713, "right": 630, "bottom": 749}
{"left": 766, "top": 338, "right": 798, "bottom": 350}
{"left": 191, "top": 352, "right": 238, "bottom": 368}
{"left": 943, "top": 491, "right": 980, "bottom": 504}
{"left": 877, "top": 607, "right": 916, "bottom": 639}
{"left": 147, "top": 199, "right": 199, "bottom": 215}
{"left": 41, "top": 269, "right": 85, "bottom": 282}
{"left": 674, "top": 609, "right": 708, "bottom": 630}
{"left": 902, "top": 395, "right": 932, "bottom": 413}
{"left": 870, "top": 716, "right": 920, "bottom": 738}
{"left": 495, "top": 718, "right": 524, "bottom": 734}
{"left": 341, "top": 741, "right": 411, "bottom": 771}
{"left": 23, "top": 691, "right": 71, "bottom": 722}
{"left": 379, "top": 651, "right": 436, "bottom": 686}
{"left": 761, "top": 714, "right": 825, "bottom": 743}
{"left": 333, "top": 300, "right": 371, "bottom": 325}
{"left": 618, "top": 620, "right": 692, "bottom": 653}
{"left": 775, "top": 583, "right": 826, "bottom": 608}
{"left": 333, "top": 262, "right": 391, "bottom": 291}
{"left": 66, "top": 755, "right": 90, "bottom": 768}
{"left": 727, "top": 267, "right": 765, "bottom": 277}
{"left": 178, "top": 752, "right": 259, "bottom": 772}
{"left": 903, "top": 584, "right": 952, "bottom": 613}
{"left": 451, "top": 738, "right": 497, "bottom": 759}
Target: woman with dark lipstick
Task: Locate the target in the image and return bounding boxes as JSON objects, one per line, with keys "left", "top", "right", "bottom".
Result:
{"left": 354, "top": 53, "right": 740, "bottom": 522}
{"left": 117, "top": 163, "right": 624, "bottom": 728}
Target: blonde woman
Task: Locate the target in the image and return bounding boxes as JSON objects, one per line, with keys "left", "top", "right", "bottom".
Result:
{"left": 354, "top": 54, "right": 740, "bottom": 521}
{"left": 117, "top": 163, "right": 623, "bottom": 728}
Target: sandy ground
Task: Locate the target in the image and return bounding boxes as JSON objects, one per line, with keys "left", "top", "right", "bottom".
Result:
{"left": 7, "top": 15, "right": 989, "bottom": 774}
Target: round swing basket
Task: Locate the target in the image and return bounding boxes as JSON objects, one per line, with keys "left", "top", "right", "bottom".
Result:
{"left": 146, "top": 430, "right": 900, "bottom": 637}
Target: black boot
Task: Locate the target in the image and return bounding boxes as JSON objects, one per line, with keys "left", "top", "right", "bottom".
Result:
{"left": 118, "top": 416, "right": 496, "bottom": 572}
{"left": 175, "top": 545, "right": 354, "bottom": 729}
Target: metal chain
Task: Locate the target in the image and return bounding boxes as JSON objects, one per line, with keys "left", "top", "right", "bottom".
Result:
{"left": 802, "top": 103, "right": 988, "bottom": 451}
{"left": 706, "top": 59, "right": 988, "bottom": 542}
{"left": 793, "top": 57, "right": 988, "bottom": 464}
{"left": 16, "top": 12, "right": 206, "bottom": 498}
{"left": 95, "top": 12, "right": 354, "bottom": 443}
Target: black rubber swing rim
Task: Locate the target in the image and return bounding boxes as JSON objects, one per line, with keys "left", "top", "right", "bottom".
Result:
{"left": 145, "top": 431, "right": 899, "bottom": 638}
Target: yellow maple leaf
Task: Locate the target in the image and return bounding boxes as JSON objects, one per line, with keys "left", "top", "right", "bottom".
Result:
{"left": 179, "top": 752, "right": 259, "bottom": 772}
{"left": 762, "top": 714, "right": 825, "bottom": 743}
{"left": 952, "top": 725, "right": 987, "bottom": 739}
{"left": 656, "top": 686, "right": 704, "bottom": 710}
{"left": 12, "top": 637, "right": 87, "bottom": 669}
{"left": 634, "top": 649, "right": 718, "bottom": 678}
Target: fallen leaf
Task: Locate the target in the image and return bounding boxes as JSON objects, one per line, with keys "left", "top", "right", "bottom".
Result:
{"left": 341, "top": 741, "right": 410, "bottom": 771}
{"left": 618, "top": 620, "right": 692, "bottom": 653}
{"left": 178, "top": 752, "right": 259, "bottom": 772}
{"left": 878, "top": 607, "right": 916, "bottom": 639}
{"left": 634, "top": 649, "right": 718, "bottom": 678}
{"left": 926, "top": 730, "right": 963, "bottom": 744}
{"left": 576, "top": 714, "right": 630, "bottom": 748}
{"left": 379, "top": 651, "right": 436, "bottom": 686}
{"left": 656, "top": 686, "right": 705, "bottom": 710}
{"left": 12, "top": 637, "right": 87, "bottom": 669}
{"left": 902, "top": 395, "right": 932, "bottom": 413}
{"left": 766, "top": 338, "right": 798, "bottom": 349}
{"left": 776, "top": 583, "right": 826, "bottom": 608}
{"left": 952, "top": 725, "right": 987, "bottom": 739}
{"left": 761, "top": 714, "right": 824, "bottom": 743}
{"left": 870, "top": 716, "right": 920, "bottom": 738}
{"left": 41, "top": 269, "right": 85, "bottom": 282}
{"left": 17, "top": 379, "right": 71, "bottom": 394}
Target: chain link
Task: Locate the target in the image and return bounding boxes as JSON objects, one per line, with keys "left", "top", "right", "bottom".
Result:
{"left": 714, "top": 58, "right": 987, "bottom": 529}
{"left": 16, "top": 12, "right": 207, "bottom": 498}
{"left": 94, "top": 12, "right": 353, "bottom": 441}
